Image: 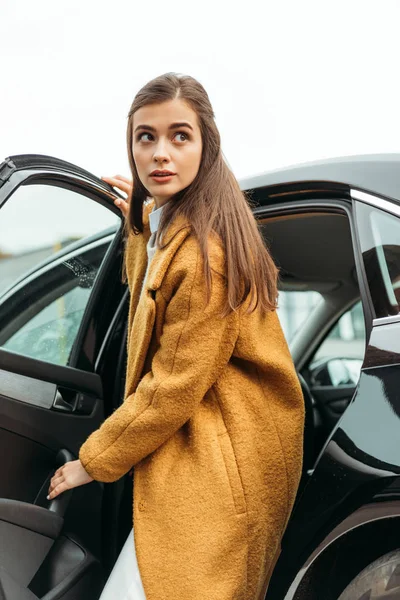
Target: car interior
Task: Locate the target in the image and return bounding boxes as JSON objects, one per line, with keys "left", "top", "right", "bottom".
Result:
{"left": 0, "top": 202, "right": 366, "bottom": 599}
{"left": 259, "top": 209, "right": 364, "bottom": 479}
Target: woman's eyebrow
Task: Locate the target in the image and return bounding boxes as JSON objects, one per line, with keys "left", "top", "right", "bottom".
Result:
{"left": 134, "top": 124, "right": 156, "bottom": 133}
{"left": 134, "top": 122, "right": 194, "bottom": 133}
{"left": 169, "top": 122, "right": 193, "bottom": 131}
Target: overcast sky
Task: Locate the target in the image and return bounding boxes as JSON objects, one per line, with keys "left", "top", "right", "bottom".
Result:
{"left": 2, "top": 0, "right": 400, "bottom": 182}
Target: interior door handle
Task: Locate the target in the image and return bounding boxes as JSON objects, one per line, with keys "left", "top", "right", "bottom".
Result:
{"left": 52, "top": 390, "right": 74, "bottom": 412}
{"left": 52, "top": 390, "right": 97, "bottom": 415}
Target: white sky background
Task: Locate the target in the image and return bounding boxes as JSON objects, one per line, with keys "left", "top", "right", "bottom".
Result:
{"left": 2, "top": 0, "right": 400, "bottom": 182}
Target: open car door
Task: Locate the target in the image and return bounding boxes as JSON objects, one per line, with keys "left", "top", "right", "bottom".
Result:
{"left": 0, "top": 155, "right": 127, "bottom": 599}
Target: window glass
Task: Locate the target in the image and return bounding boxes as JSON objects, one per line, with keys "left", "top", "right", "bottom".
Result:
{"left": 2, "top": 285, "right": 91, "bottom": 365}
{"left": 356, "top": 202, "right": 400, "bottom": 319}
{"left": 0, "top": 183, "right": 120, "bottom": 365}
{"left": 313, "top": 301, "right": 366, "bottom": 363}
{"left": 309, "top": 301, "right": 366, "bottom": 387}
{"left": 277, "top": 290, "right": 322, "bottom": 342}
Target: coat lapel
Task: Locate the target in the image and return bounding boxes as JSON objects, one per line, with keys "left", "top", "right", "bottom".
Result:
{"left": 145, "top": 216, "right": 191, "bottom": 291}
{"left": 125, "top": 211, "right": 191, "bottom": 394}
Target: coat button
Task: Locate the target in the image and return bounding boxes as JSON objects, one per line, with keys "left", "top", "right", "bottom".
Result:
{"left": 138, "top": 500, "right": 146, "bottom": 512}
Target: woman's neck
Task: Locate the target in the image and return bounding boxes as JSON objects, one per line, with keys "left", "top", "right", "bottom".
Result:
{"left": 152, "top": 196, "right": 172, "bottom": 209}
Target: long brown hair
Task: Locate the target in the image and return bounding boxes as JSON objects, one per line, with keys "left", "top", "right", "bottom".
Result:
{"left": 126, "top": 73, "right": 278, "bottom": 314}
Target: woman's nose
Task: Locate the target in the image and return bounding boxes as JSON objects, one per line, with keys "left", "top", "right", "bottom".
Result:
{"left": 153, "top": 139, "right": 170, "bottom": 164}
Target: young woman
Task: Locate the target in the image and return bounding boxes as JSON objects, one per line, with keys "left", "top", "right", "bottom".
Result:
{"left": 48, "top": 73, "right": 305, "bottom": 600}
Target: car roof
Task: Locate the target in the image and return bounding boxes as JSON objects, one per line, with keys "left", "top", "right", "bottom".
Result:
{"left": 239, "top": 153, "right": 400, "bottom": 204}
{"left": 5, "top": 152, "right": 400, "bottom": 205}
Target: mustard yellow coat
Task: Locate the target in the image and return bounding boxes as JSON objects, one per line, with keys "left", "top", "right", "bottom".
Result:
{"left": 79, "top": 203, "right": 304, "bottom": 600}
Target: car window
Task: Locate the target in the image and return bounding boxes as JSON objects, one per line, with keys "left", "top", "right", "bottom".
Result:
{"left": 2, "top": 285, "right": 91, "bottom": 365}
{"left": 0, "top": 183, "right": 120, "bottom": 366}
{"left": 313, "top": 301, "right": 366, "bottom": 363}
{"left": 277, "top": 290, "right": 322, "bottom": 343}
{"left": 309, "top": 301, "right": 365, "bottom": 386}
{"left": 356, "top": 202, "right": 400, "bottom": 319}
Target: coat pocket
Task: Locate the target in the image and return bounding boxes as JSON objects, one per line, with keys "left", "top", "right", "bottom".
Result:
{"left": 217, "top": 431, "right": 247, "bottom": 515}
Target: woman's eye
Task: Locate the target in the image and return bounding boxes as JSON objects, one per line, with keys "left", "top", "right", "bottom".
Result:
{"left": 138, "top": 132, "right": 153, "bottom": 142}
{"left": 174, "top": 132, "right": 188, "bottom": 142}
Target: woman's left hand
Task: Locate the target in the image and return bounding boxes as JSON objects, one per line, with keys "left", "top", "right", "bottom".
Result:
{"left": 47, "top": 460, "right": 93, "bottom": 500}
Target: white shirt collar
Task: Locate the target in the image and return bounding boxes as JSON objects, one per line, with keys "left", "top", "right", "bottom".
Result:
{"left": 149, "top": 203, "right": 166, "bottom": 234}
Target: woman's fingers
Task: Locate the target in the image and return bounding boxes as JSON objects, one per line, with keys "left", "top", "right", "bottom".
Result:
{"left": 47, "top": 459, "right": 93, "bottom": 500}
{"left": 102, "top": 175, "right": 132, "bottom": 197}
{"left": 48, "top": 481, "right": 69, "bottom": 500}
{"left": 48, "top": 474, "right": 64, "bottom": 499}
{"left": 102, "top": 175, "right": 132, "bottom": 218}
{"left": 48, "top": 475, "right": 63, "bottom": 493}
{"left": 114, "top": 198, "right": 129, "bottom": 218}
{"left": 114, "top": 174, "right": 132, "bottom": 184}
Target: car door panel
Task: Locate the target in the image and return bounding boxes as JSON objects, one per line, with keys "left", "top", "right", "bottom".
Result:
{"left": 0, "top": 155, "right": 123, "bottom": 570}
{"left": 0, "top": 355, "right": 103, "bottom": 516}
{"left": 0, "top": 378, "right": 103, "bottom": 456}
{"left": 0, "top": 428, "right": 54, "bottom": 502}
{"left": 0, "top": 367, "right": 57, "bottom": 409}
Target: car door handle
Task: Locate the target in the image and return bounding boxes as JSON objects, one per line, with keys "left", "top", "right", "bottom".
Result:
{"left": 52, "top": 390, "right": 74, "bottom": 412}
{"left": 52, "top": 390, "right": 97, "bottom": 415}
{"left": 47, "top": 449, "right": 75, "bottom": 517}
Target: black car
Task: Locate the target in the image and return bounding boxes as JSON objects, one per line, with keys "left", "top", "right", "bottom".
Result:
{"left": 0, "top": 153, "right": 400, "bottom": 600}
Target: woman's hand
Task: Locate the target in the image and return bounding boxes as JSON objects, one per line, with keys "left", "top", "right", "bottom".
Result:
{"left": 47, "top": 459, "right": 93, "bottom": 500}
{"left": 102, "top": 175, "right": 132, "bottom": 218}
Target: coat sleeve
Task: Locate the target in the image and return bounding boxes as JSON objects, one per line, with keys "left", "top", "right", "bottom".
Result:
{"left": 79, "top": 241, "right": 239, "bottom": 482}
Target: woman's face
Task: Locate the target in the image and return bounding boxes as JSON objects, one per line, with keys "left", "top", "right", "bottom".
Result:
{"left": 132, "top": 98, "right": 203, "bottom": 208}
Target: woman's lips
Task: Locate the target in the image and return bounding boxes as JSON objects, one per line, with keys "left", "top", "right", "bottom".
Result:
{"left": 150, "top": 173, "right": 176, "bottom": 184}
